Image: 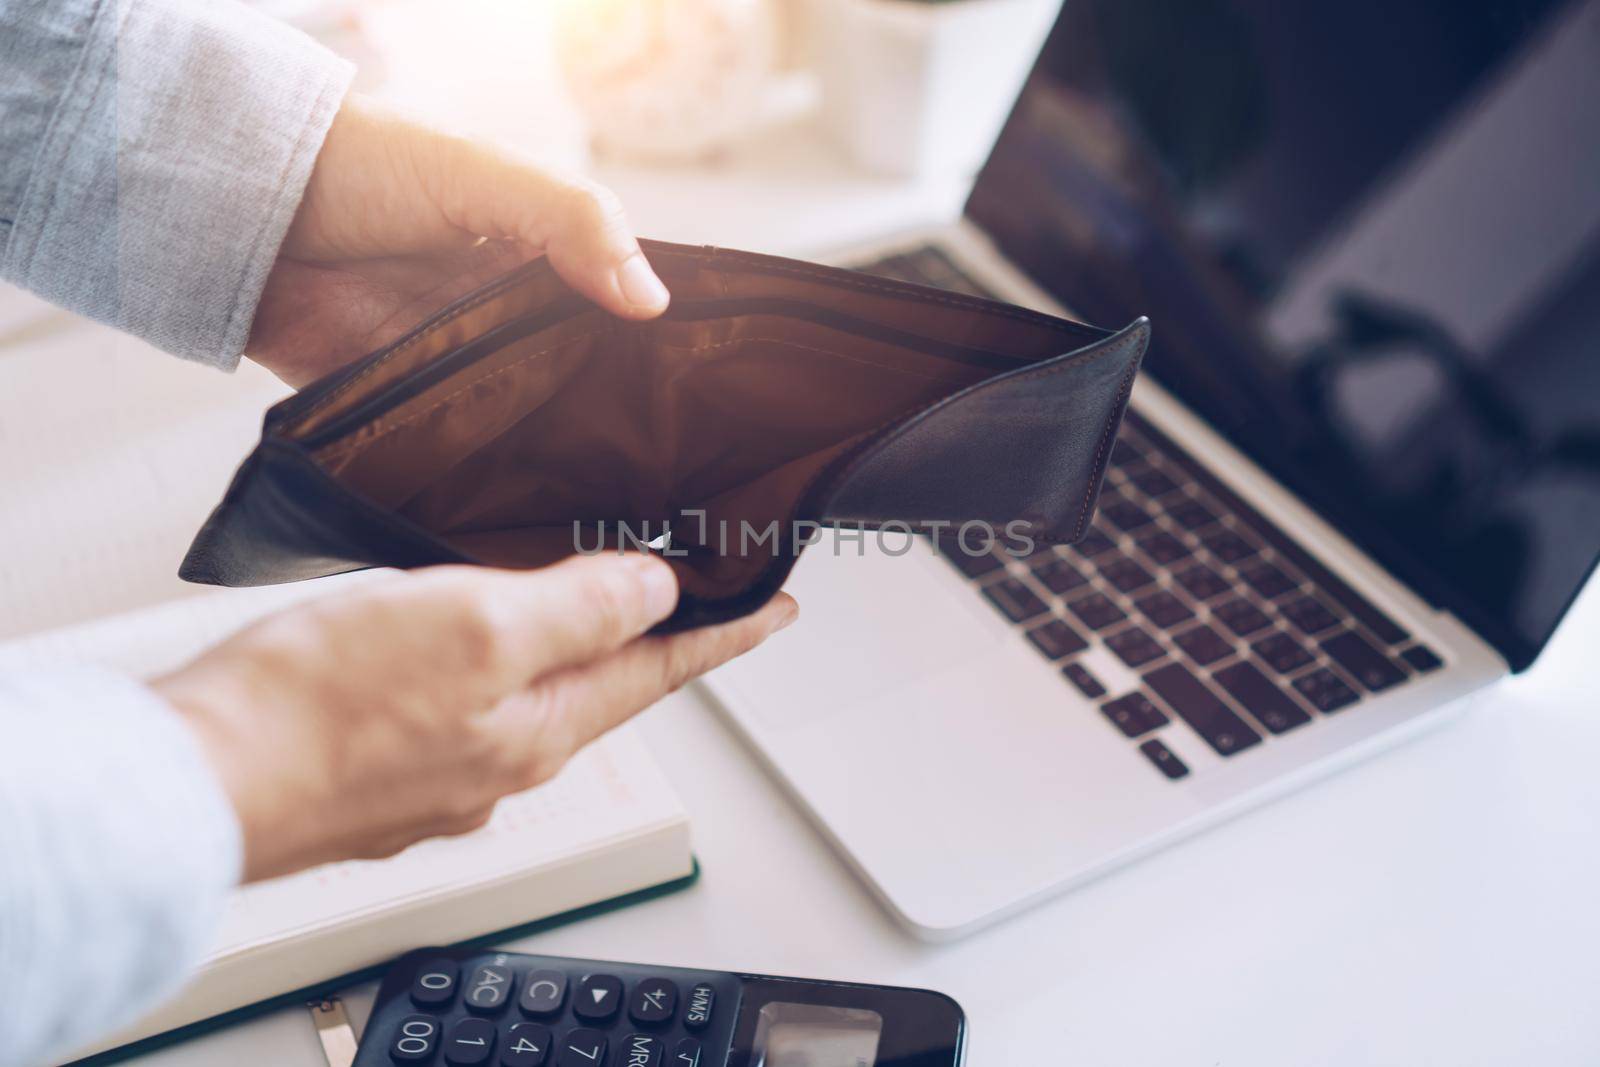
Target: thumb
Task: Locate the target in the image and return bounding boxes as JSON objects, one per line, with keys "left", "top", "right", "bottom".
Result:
{"left": 438, "top": 144, "right": 670, "bottom": 319}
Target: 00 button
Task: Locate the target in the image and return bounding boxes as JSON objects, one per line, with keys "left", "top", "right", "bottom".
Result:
{"left": 389, "top": 1014, "right": 439, "bottom": 1063}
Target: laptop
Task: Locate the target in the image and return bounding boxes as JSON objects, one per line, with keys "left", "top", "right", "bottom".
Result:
{"left": 705, "top": 0, "right": 1600, "bottom": 940}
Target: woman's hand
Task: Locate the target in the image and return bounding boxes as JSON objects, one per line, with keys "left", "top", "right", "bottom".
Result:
{"left": 248, "top": 94, "right": 670, "bottom": 387}
{"left": 154, "top": 555, "right": 795, "bottom": 882}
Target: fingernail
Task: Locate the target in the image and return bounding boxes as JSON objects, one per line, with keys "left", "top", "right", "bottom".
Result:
{"left": 769, "top": 599, "right": 799, "bottom": 634}
{"left": 627, "top": 554, "right": 679, "bottom": 619}
{"left": 616, "top": 253, "right": 670, "bottom": 311}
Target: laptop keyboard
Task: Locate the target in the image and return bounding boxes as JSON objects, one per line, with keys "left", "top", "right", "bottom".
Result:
{"left": 859, "top": 243, "right": 1446, "bottom": 781}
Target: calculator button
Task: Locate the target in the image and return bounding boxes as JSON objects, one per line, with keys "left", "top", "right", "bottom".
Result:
{"left": 390, "top": 1014, "right": 441, "bottom": 1063}
{"left": 464, "top": 964, "right": 515, "bottom": 1015}
{"left": 556, "top": 1029, "right": 608, "bottom": 1066}
{"left": 670, "top": 1038, "right": 703, "bottom": 1067}
{"left": 518, "top": 970, "right": 567, "bottom": 1018}
{"left": 410, "top": 960, "right": 458, "bottom": 1008}
{"left": 501, "top": 1023, "right": 551, "bottom": 1067}
{"left": 617, "top": 1034, "right": 665, "bottom": 1067}
{"left": 445, "top": 1018, "right": 496, "bottom": 1065}
{"left": 573, "top": 975, "right": 622, "bottom": 1023}
{"left": 683, "top": 983, "right": 715, "bottom": 1030}
{"left": 629, "top": 977, "right": 677, "bottom": 1025}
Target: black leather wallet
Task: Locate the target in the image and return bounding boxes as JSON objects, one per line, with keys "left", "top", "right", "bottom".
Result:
{"left": 182, "top": 241, "right": 1148, "bottom": 630}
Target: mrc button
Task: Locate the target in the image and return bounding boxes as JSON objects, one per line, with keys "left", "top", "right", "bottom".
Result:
{"left": 683, "top": 984, "right": 715, "bottom": 1029}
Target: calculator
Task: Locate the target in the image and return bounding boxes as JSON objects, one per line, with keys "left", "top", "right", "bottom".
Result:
{"left": 350, "top": 947, "right": 965, "bottom": 1067}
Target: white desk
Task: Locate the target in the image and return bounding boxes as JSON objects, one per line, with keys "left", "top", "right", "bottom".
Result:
{"left": 5, "top": 118, "right": 1597, "bottom": 1066}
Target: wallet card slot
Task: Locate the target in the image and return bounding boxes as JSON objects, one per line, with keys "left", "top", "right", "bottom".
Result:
{"left": 297, "top": 293, "right": 592, "bottom": 451}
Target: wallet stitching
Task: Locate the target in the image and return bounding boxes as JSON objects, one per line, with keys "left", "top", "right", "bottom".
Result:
{"left": 650, "top": 335, "right": 966, "bottom": 383}
{"left": 669, "top": 246, "right": 1098, "bottom": 337}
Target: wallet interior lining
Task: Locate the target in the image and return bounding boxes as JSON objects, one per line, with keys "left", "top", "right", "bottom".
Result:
{"left": 289, "top": 249, "right": 1092, "bottom": 603}
{"left": 301, "top": 312, "right": 1034, "bottom": 599}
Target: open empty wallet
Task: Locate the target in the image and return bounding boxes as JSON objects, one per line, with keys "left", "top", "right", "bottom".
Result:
{"left": 181, "top": 241, "right": 1149, "bottom": 630}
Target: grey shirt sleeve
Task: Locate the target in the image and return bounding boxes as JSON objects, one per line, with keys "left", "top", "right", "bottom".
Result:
{"left": 0, "top": 668, "right": 243, "bottom": 1067}
{"left": 0, "top": 0, "right": 354, "bottom": 368}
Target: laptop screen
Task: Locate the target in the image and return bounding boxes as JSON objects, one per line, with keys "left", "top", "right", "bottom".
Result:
{"left": 967, "top": 0, "right": 1600, "bottom": 670}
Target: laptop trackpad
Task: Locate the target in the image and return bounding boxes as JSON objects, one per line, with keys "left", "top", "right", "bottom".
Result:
{"left": 707, "top": 535, "right": 1002, "bottom": 732}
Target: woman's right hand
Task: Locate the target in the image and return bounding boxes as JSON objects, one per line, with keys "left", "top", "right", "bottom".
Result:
{"left": 154, "top": 554, "right": 796, "bottom": 882}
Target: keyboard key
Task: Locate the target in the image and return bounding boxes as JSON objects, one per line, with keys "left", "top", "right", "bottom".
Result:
{"left": 617, "top": 1035, "right": 664, "bottom": 1067}
{"left": 1127, "top": 465, "right": 1182, "bottom": 498}
{"left": 1293, "top": 667, "right": 1360, "bottom": 712}
{"left": 1067, "top": 592, "right": 1126, "bottom": 630}
{"left": 519, "top": 971, "right": 567, "bottom": 1018}
{"left": 1251, "top": 631, "right": 1314, "bottom": 674}
{"left": 410, "top": 959, "right": 458, "bottom": 1008}
{"left": 1212, "top": 597, "right": 1272, "bottom": 637}
{"left": 1134, "top": 590, "right": 1194, "bottom": 629}
{"left": 502, "top": 1023, "right": 552, "bottom": 1066}
{"left": 1321, "top": 631, "right": 1408, "bottom": 692}
{"left": 1100, "top": 495, "right": 1154, "bottom": 532}
{"left": 1199, "top": 526, "right": 1258, "bottom": 564}
{"left": 684, "top": 984, "right": 715, "bottom": 1030}
{"left": 574, "top": 975, "right": 623, "bottom": 1023}
{"left": 629, "top": 978, "right": 677, "bottom": 1025}
{"left": 1026, "top": 618, "right": 1089, "bottom": 659}
{"left": 1238, "top": 561, "right": 1298, "bottom": 599}
{"left": 1173, "top": 624, "right": 1235, "bottom": 666}
{"left": 444, "top": 1018, "right": 497, "bottom": 1065}
{"left": 1105, "top": 626, "right": 1166, "bottom": 668}
{"left": 983, "top": 577, "right": 1047, "bottom": 622}
{"left": 1213, "top": 661, "right": 1312, "bottom": 735}
{"left": 1123, "top": 412, "right": 1412, "bottom": 645}
{"left": 1062, "top": 662, "right": 1107, "bottom": 698}
{"left": 671, "top": 1038, "right": 704, "bottom": 1067}
{"left": 1032, "top": 557, "right": 1089, "bottom": 594}
{"left": 1101, "top": 693, "right": 1169, "bottom": 737}
{"left": 1167, "top": 497, "right": 1219, "bottom": 530}
{"left": 1280, "top": 595, "right": 1341, "bottom": 636}
{"left": 557, "top": 1030, "right": 609, "bottom": 1067}
{"left": 391, "top": 1015, "right": 442, "bottom": 1063}
{"left": 1400, "top": 645, "right": 1443, "bottom": 672}
{"left": 1134, "top": 530, "right": 1190, "bottom": 565}
{"left": 1072, "top": 525, "right": 1119, "bottom": 557}
{"left": 1173, "top": 563, "right": 1231, "bottom": 601}
{"left": 1139, "top": 738, "right": 1190, "bottom": 780}
{"left": 1144, "top": 663, "right": 1263, "bottom": 756}
{"left": 1098, "top": 554, "right": 1156, "bottom": 593}
{"left": 463, "top": 965, "right": 515, "bottom": 1015}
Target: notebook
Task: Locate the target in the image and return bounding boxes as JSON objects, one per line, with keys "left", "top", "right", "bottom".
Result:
{"left": 0, "top": 577, "right": 695, "bottom": 1060}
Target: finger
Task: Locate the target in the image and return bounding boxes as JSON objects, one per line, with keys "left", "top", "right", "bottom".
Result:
{"left": 491, "top": 593, "right": 799, "bottom": 774}
{"left": 406, "top": 553, "right": 682, "bottom": 688}
{"left": 438, "top": 145, "right": 669, "bottom": 319}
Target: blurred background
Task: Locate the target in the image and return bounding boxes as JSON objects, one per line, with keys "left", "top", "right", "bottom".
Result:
{"left": 242, "top": 0, "right": 1058, "bottom": 177}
